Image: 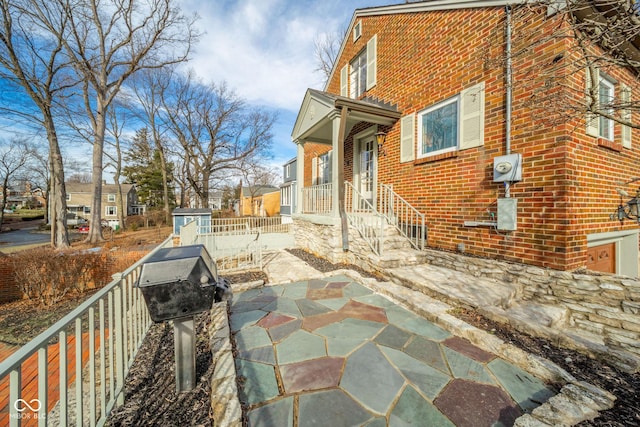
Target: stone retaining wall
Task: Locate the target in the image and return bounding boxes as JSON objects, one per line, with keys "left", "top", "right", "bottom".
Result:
{"left": 293, "top": 217, "right": 640, "bottom": 363}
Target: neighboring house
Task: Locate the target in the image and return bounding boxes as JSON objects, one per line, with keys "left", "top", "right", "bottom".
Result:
{"left": 291, "top": 1, "right": 638, "bottom": 276}
{"left": 65, "top": 181, "right": 138, "bottom": 227}
{"left": 280, "top": 157, "right": 297, "bottom": 218}
{"left": 180, "top": 189, "right": 223, "bottom": 211}
{"left": 239, "top": 185, "right": 280, "bottom": 217}
{"left": 172, "top": 208, "right": 212, "bottom": 234}
{"left": 0, "top": 182, "right": 45, "bottom": 209}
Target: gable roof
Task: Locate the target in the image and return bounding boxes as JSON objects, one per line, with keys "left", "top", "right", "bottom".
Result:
{"left": 292, "top": 89, "right": 401, "bottom": 143}
{"left": 66, "top": 182, "right": 135, "bottom": 194}
{"left": 241, "top": 185, "right": 279, "bottom": 197}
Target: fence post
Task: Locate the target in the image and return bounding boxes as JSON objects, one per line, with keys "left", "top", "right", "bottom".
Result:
{"left": 113, "top": 274, "right": 125, "bottom": 406}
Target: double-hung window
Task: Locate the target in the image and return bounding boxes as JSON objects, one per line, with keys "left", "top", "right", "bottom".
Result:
{"left": 418, "top": 97, "right": 459, "bottom": 157}
{"left": 350, "top": 50, "right": 367, "bottom": 99}
{"left": 318, "top": 152, "right": 331, "bottom": 184}
{"left": 598, "top": 77, "right": 614, "bottom": 141}
{"left": 105, "top": 206, "right": 117, "bottom": 216}
{"left": 107, "top": 193, "right": 116, "bottom": 202}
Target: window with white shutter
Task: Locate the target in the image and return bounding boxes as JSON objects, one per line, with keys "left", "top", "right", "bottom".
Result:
{"left": 400, "top": 114, "right": 415, "bottom": 163}
{"left": 460, "top": 82, "right": 485, "bottom": 150}
{"left": 366, "top": 35, "right": 377, "bottom": 90}
{"left": 621, "top": 84, "right": 631, "bottom": 148}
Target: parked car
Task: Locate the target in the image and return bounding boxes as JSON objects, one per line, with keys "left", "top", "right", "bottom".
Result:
{"left": 77, "top": 224, "right": 90, "bottom": 233}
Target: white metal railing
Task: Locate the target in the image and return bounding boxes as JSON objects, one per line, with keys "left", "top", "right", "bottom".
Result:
{"left": 207, "top": 217, "right": 291, "bottom": 234}
{"left": 378, "top": 184, "right": 426, "bottom": 250}
{"left": 302, "top": 183, "right": 333, "bottom": 214}
{"left": 0, "top": 236, "right": 174, "bottom": 427}
{"left": 344, "top": 182, "right": 385, "bottom": 255}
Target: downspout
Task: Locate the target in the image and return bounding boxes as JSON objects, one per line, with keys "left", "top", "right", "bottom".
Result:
{"left": 337, "top": 106, "right": 349, "bottom": 251}
{"left": 505, "top": 4, "right": 513, "bottom": 198}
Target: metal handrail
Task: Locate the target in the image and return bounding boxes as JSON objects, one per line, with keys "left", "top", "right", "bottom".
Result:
{"left": 1, "top": 236, "right": 174, "bottom": 427}
{"left": 378, "top": 183, "right": 426, "bottom": 250}
{"left": 344, "top": 181, "right": 385, "bottom": 255}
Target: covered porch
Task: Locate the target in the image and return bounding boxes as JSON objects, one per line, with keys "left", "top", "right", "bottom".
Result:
{"left": 291, "top": 89, "right": 425, "bottom": 255}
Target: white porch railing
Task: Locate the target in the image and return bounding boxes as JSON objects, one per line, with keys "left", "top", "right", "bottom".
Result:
{"left": 0, "top": 236, "right": 174, "bottom": 427}
{"left": 344, "top": 182, "right": 385, "bottom": 255}
{"left": 302, "top": 183, "right": 333, "bottom": 214}
{"left": 378, "top": 184, "right": 426, "bottom": 251}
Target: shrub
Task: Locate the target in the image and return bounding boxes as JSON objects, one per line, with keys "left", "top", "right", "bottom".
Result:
{"left": 11, "top": 247, "right": 109, "bottom": 306}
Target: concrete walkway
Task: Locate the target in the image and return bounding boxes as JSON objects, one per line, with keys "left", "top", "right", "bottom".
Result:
{"left": 225, "top": 250, "right": 615, "bottom": 426}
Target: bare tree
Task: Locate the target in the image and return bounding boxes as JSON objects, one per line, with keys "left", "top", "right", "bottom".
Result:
{"left": 0, "top": 0, "right": 74, "bottom": 247}
{"left": 128, "top": 68, "right": 176, "bottom": 224}
{"left": 314, "top": 30, "right": 344, "bottom": 86}
{"left": 239, "top": 163, "right": 279, "bottom": 216}
{"left": 35, "top": 0, "right": 198, "bottom": 243}
{"left": 0, "top": 138, "right": 31, "bottom": 230}
{"left": 160, "top": 71, "right": 277, "bottom": 209}
{"left": 105, "top": 103, "right": 128, "bottom": 231}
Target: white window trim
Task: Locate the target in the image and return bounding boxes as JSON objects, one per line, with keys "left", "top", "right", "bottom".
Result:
{"left": 598, "top": 76, "right": 615, "bottom": 141}
{"left": 107, "top": 193, "right": 116, "bottom": 202}
{"left": 353, "top": 21, "right": 362, "bottom": 42}
{"left": 105, "top": 206, "right": 117, "bottom": 216}
{"left": 417, "top": 96, "right": 460, "bottom": 159}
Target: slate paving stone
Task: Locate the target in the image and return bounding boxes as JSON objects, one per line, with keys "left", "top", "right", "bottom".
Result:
{"left": 231, "top": 310, "right": 266, "bottom": 332}
{"left": 380, "top": 346, "right": 451, "bottom": 400}
{"left": 340, "top": 300, "right": 388, "bottom": 323}
{"left": 326, "top": 337, "right": 367, "bottom": 357}
{"left": 235, "top": 359, "right": 280, "bottom": 406}
{"left": 343, "top": 282, "right": 373, "bottom": 297}
{"left": 316, "top": 297, "right": 349, "bottom": 311}
{"left": 302, "top": 311, "right": 349, "bottom": 331}
{"left": 247, "top": 396, "right": 294, "bottom": 427}
{"left": 390, "top": 385, "right": 455, "bottom": 427}
{"left": 353, "top": 293, "right": 396, "bottom": 308}
{"left": 231, "top": 299, "right": 276, "bottom": 313}
{"left": 363, "top": 418, "right": 387, "bottom": 427}
{"left": 235, "top": 326, "right": 273, "bottom": 350}
{"left": 268, "top": 318, "right": 302, "bottom": 342}
{"left": 279, "top": 356, "right": 344, "bottom": 393}
{"left": 316, "top": 318, "right": 386, "bottom": 342}
{"left": 341, "top": 342, "right": 404, "bottom": 415}
{"left": 296, "top": 298, "right": 334, "bottom": 316}
{"left": 373, "top": 324, "right": 413, "bottom": 349}
{"left": 257, "top": 312, "right": 296, "bottom": 329}
{"left": 488, "top": 358, "right": 556, "bottom": 412}
{"left": 237, "top": 346, "right": 276, "bottom": 365}
{"left": 282, "top": 283, "right": 309, "bottom": 299}
{"left": 443, "top": 346, "right": 495, "bottom": 384}
{"left": 434, "top": 378, "right": 522, "bottom": 427}
{"left": 307, "top": 287, "right": 345, "bottom": 300}
{"left": 443, "top": 336, "right": 495, "bottom": 363}
{"left": 262, "top": 296, "right": 302, "bottom": 318}
{"left": 403, "top": 335, "right": 449, "bottom": 374}
{"left": 276, "top": 330, "right": 327, "bottom": 364}
{"left": 298, "top": 389, "right": 373, "bottom": 427}
{"left": 307, "top": 278, "right": 328, "bottom": 289}
{"left": 326, "top": 281, "right": 349, "bottom": 289}
{"left": 398, "top": 314, "right": 451, "bottom": 341}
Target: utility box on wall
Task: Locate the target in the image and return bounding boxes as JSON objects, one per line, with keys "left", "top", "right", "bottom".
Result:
{"left": 493, "top": 153, "right": 523, "bottom": 182}
{"left": 497, "top": 198, "right": 518, "bottom": 231}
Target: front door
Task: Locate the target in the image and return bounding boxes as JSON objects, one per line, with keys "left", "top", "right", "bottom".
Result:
{"left": 357, "top": 136, "right": 376, "bottom": 208}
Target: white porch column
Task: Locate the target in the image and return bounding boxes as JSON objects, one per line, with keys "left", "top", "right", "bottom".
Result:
{"left": 331, "top": 114, "right": 341, "bottom": 217}
{"left": 295, "top": 140, "right": 304, "bottom": 214}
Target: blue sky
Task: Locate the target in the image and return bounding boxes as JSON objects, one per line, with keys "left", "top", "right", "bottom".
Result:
{"left": 178, "top": 0, "right": 403, "bottom": 171}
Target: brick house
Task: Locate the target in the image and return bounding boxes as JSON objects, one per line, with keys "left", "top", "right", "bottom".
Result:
{"left": 291, "top": 1, "right": 638, "bottom": 276}
{"left": 239, "top": 185, "right": 281, "bottom": 217}
{"left": 65, "top": 182, "right": 142, "bottom": 227}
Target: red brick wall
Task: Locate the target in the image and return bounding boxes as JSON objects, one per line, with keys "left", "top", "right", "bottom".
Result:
{"left": 313, "top": 5, "right": 638, "bottom": 271}
{"left": 0, "top": 253, "right": 22, "bottom": 303}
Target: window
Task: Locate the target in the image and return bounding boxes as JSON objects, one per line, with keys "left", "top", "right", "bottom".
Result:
{"left": 284, "top": 163, "right": 291, "bottom": 179}
{"left": 281, "top": 185, "right": 291, "bottom": 206}
{"left": 66, "top": 193, "right": 71, "bottom": 201}
{"left": 598, "top": 76, "right": 614, "bottom": 140}
{"left": 318, "top": 152, "right": 331, "bottom": 184}
{"left": 107, "top": 193, "right": 116, "bottom": 202}
{"left": 418, "top": 97, "right": 459, "bottom": 157}
{"left": 340, "top": 35, "right": 377, "bottom": 98}
{"left": 105, "top": 206, "right": 117, "bottom": 216}
{"left": 350, "top": 50, "right": 367, "bottom": 98}
{"left": 84, "top": 206, "right": 91, "bottom": 214}
{"left": 353, "top": 21, "right": 361, "bottom": 42}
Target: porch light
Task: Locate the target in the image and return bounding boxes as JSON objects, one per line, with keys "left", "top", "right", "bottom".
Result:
{"left": 612, "top": 187, "right": 640, "bottom": 224}
{"left": 375, "top": 131, "right": 387, "bottom": 156}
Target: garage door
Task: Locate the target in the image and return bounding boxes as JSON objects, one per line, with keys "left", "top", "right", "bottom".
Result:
{"left": 586, "top": 243, "right": 616, "bottom": 274}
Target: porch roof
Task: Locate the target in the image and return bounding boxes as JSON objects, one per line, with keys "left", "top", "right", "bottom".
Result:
{"left": 291, "top": 88, "right": 401, "bottom": 144}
